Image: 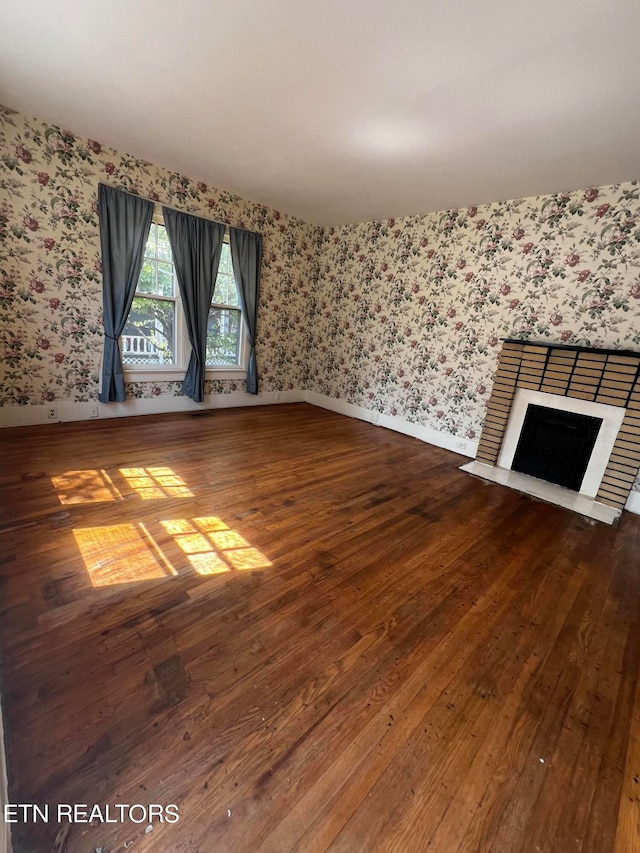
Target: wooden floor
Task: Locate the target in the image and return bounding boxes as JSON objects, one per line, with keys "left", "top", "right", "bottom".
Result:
{"left": 0, "top": 403, "right": 639, "bottom": 853}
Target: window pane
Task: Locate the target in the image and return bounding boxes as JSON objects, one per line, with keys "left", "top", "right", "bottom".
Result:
{"left": 137, "top": 223, "right": 175, "bottom": 298}
{"left": 213, "top": 272, "right": 239, "bottom": 307}
{"left": 138, "top": 260, "right": 156, "bottom": 294}
{"left": 206, "top": 307, "right": 240, "bottom": 366}
{"left": 156, "top": 225, "right": 173, "bottom": 262}
{"left": 218, "top": 243, "right": 232, "bottom": 275}
{"left": 122, "top": 297, "right": 175, "bottom": 365}
{"left": 143, "top": 223, "right": 157, "bottom": 259}
{"left": 212, "top": 274, "right": 227, "bottom": 305}
{"left": 157, "top": 263, "right": 174, "bottom": 297}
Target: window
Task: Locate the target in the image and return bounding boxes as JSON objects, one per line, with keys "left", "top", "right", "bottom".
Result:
{"left": 122, "top": 222, "right": 177, "bottom": 366}
{"left": 121, "top": 218, "right": 246, "bottom": 378}
{"left": 207, "top": 243, "right": 242, "bottom": 366}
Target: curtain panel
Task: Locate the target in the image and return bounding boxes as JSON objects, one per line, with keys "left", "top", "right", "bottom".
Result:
{"left": 229, "top": 227, "right": 263, "bottom": 395}
{"left": 163, "top": 208, "right": 225, "bottom": 402}
{"left": 97, "top": 184, "right": 154, "bottom": 402}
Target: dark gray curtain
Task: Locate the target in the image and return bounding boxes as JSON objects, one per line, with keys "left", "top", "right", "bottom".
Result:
{"left": 163, "top": 207, "right": 225, "bottom": 402}
{"left": 98, "top": 184, "right": 153, "bottom": 403}
{"left": 229, "top": 227, "right": 262, "bottom": 394}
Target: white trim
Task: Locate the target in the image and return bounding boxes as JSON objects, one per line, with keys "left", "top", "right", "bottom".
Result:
{"left": 497, "top": 389, "right": 626, "bottom": 498}
{"left": 303, "top": 390, "right": 479, "bottom": 457}
{"left": 0, "top": 389, "right": 477, "bottom": 457}
{"left": 124, "top": 367, "right": 248, "bottom": 382}
{"left": 1, "top": 387, "right": 637, "bottom": 517}
{"left": 124, "top": 367, "right": 190, "bottom": 382}
{"left": 205, "top": 368, "right": 248, "bottom": 381}
{"left": 0, "top": 390, "right": 305, "bottom": 428}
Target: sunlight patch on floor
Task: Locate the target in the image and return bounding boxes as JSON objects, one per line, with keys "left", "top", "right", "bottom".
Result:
{"left": 74, "top": 515, "right": 271, "bottom": 586}
{"left": 119, "top": 466, "right": 194, "bottom": 500}
{"left": 187, "top": 552, "right": 230, "bottom": 575}
{"left": 161, "top": 516, "right": 272, "bottom": 574}
{"left": 73, "top": 523, "right": 174, "bottom": 586}
{"left": 52, "top": 465, "right": 193, "bottom": 504}
{"left": 52, "top": 469, "right": 119, "bottom": 504}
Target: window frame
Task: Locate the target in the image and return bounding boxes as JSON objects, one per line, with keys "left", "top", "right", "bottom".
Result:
{"left": 122, "top": 210, "right": 248, "bottom": 383}
{"left": 206, "top": 241, "right": 246, "bottom": 370}
{"left": 122, "top": 216, "right": 181, "bottom": 371}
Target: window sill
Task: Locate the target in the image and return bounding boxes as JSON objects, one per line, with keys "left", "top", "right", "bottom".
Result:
{"left": 125, "top": 367, "right": 247, "bottom": 383}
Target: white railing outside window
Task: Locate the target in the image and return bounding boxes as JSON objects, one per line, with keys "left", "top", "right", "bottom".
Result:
{"left": 122, "top": 334, "right": 165, "bottom": 364}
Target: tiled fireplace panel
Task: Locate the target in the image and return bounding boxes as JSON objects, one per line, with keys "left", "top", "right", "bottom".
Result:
{"left": 475, "top": 340, "right": 640, "bottom": 513}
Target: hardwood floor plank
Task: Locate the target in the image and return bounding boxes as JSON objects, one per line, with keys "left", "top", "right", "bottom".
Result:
{"left": 0, "top": 404, "right": 638, "bottom": 852}
{"left": 319, "top": 518, "right": 590, "bottom": 853}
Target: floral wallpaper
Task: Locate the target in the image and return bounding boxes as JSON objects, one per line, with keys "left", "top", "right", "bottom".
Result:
{"left": 0, "top": 104, "right": 319, "bottom": 406}
{"left": 1, "top": 105, "right": 639, "bottom": 494}
{"left": 307, "top": 183, "right": 640, "bottom": 447}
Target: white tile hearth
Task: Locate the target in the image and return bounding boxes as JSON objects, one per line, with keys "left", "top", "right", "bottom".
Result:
{"left": 460, "top": 460, "right": 621, "bottom": 525}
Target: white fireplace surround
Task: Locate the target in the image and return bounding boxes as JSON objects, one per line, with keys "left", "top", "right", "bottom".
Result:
{"left": 497, "top": 389, "right": 626, "bottom": 498}
{"left": 461, "top": 387, "right": 629, "bottom": 524}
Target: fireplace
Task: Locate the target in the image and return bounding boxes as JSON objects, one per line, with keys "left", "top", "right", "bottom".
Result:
{"left": 511, "top": 405, "right": 602, "bottom": 491}
{"left": 461, "top": 340, "right": 640, "bottom": 524}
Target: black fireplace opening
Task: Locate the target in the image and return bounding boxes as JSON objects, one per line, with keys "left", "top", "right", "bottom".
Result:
{"left": 511, "top": 404, "right": 603, "bottom": 492}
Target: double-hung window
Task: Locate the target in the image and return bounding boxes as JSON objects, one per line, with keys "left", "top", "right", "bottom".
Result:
{"left": 207, "top": 241, "right": 243, "bottom": 366}
{"left": 121, "top": 216, "right": 246, "bottom": 380}
{"left": 122, "top": 220, "right": 177, "bottom": 367}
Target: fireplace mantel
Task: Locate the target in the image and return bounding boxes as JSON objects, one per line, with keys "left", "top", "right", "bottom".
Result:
{"left": 500, "top": 338, "right": 640, "bottom": 360}
{"left": 462, "top": 340, "right": 640, "bottom": 524}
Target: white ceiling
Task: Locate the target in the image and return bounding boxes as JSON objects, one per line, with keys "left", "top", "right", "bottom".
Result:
{"left": 1, "top": 0, "right": 639, "bottom": 225}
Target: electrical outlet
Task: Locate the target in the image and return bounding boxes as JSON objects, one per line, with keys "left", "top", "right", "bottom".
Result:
{"left": 275, "top": 391, "right": 281, "bottom": 401}
{"left": 47, "top": 407, "right": 57, "bottom": 420}
{"left": 455, "top": 440, "right": 467, "bottom": 451}
{"left": 89, "top": 405, "right": 99, "bottom": 419}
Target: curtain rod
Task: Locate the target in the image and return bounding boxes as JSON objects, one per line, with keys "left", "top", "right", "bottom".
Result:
{"left": 98, "top": 182, "right": 261, "bottom": 237}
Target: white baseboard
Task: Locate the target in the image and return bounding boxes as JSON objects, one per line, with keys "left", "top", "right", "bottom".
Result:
{"left": 2, "top": 387, "right": 637, "bottom": 517}
{"left": 303, "top": 390, "right": 479, "bottom": 457}
{"left": 303, "top": 390, "right": 381, "bottom": 426}
{"left": 0, "top": 389, "right": 305, "bottom": 428}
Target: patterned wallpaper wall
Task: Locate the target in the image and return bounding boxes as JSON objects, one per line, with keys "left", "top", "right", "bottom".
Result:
{"left": 0, "top": 105, "right": 319, "bottom": 406}
{"left": 308, "top": 183, "right": 640, "bottom": 451}
{"left": 2, "top": 105, "right": 640, "bottom": 497}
